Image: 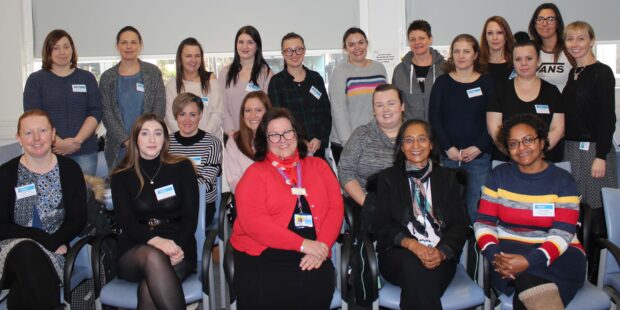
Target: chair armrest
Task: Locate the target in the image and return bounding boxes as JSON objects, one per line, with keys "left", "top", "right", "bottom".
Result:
{"left": 362, "top": 236, "right": 379, "bottom": 302}
{"left": 482, "top": 254, "right": 492, "bottom": 298}
{"left": 340, "top": 233, "right": 352, "bottom": 302}
{"left": 223, "top": 240, "right": 237, "bottom": 303}
{"left": 581, "top": 202, "right": 593, "bottom": 252}
{"left": 201, "top": 228, "right": 219, "bottom": 294}
{"left": 344, "top": 200, "right": 354, "bottom": 234}
{"left": 63, "top": 235, "right": 93, "bottom": 303}
{"left": 597, "top": 238, "right": 620, "bottom": 267}
{"left": 218, "top": 192, "right": 232, "bottom": 241}
{"left": 90, "top": 232, "right": 118, "bottom": 298}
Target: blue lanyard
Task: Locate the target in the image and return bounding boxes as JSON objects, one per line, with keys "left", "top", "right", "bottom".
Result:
{"left": 274, "top": 163, "right": 304, "bottom": 213}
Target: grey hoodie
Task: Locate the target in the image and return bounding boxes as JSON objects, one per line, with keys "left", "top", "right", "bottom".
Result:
{"left": 392, "top": 47, "right": 445, "bottom": 121}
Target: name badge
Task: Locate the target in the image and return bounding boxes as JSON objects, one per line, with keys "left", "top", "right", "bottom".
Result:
{"left": 72, "top": 84, "right": 87, "bottom": 93}
{"left": 508, "top": 70, "right": 517, "bottom": 80}
{"left": 15, "top": 183, "right": 37, "bottom": 199}
{"left": 189, "top": 156, "right": 202, "bottom": 167}
{"left": 245, "top": 82, "right": 261, "bottom": 92}
{"left": 533, "top": 203, "right": 555, "bottom": 217}
{"left": 467, "top": 87, "right": 483, "bottom": 98}
{"left": 154, "top": 184, "right": 176, "bottom": 201}
{"left": 535, "top": 104, "right": 550, "bottom": 114}
{"left": 309, "top": 86, "right": 322, "bottom": 100}
{"left": 579, "top": 142, "right": 590, "bottom": 151}
{"left": 136, "top": 83, "right": 145, "bottom": 92}
{"left": 294, "top": 213, "right": 314, "bottom": 228}
{"left": 291, "top": 187, "right": 307, "bottom": 196}
{"left": 201, "top": 97, "right": 209, "bottom": 107}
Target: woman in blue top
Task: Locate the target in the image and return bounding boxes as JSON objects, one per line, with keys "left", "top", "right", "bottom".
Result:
{"left": 429, "top": 34, "right": 494, "bottom": 222}
{"left": 100, "top": 26, "right": 166, "bottom": 172}
{"left": 23, "top": 29, "right": 102, "bottom": 175}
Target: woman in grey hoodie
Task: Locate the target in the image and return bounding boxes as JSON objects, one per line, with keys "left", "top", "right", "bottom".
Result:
{"left": 392, "top": 20, "right": 445, "bottom": 122}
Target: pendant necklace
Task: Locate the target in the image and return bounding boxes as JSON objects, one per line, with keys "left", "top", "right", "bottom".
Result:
{"left": 141, "top": 162, "right": 162, "bottom": 185}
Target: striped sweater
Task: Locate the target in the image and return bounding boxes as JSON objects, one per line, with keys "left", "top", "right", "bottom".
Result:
{"left": 169, "top": 130, "right": 222, "bottom": 203}
{"left": 474, "top": 163, "right": 582, "bottom": 268}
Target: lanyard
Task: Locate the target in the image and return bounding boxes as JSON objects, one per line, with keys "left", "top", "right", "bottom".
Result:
{"left": 274, "top": 163, "right": 304, "bottom": 213}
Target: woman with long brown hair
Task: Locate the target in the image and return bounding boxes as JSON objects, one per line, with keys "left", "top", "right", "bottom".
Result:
{"left": 479, "top": 16, "right": 515, "bottom": 83}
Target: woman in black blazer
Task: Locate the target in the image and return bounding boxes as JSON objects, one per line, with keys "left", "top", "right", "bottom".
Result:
{"left": 375, "top": 119, "right": 471, "bottom": 310}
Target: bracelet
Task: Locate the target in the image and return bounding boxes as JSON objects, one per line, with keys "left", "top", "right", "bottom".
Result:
{"left": 300, "top": 245, "right": 304, "bottom": 253}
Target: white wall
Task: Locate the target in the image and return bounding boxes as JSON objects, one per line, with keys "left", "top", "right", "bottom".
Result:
{"left": 0, "top": 0, "right": 29, "bottom": 142}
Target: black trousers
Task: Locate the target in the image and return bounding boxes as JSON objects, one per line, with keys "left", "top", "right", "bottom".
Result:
{"left": 379, "top": 247, "right": 456, "bottom": 310}
{"left": 2, "top": 241, "right": 61, "bottom": 310}
{"left": 234, "top": 248, "right": 335, "bottom": 310}
{"left": 330, "top": 143, "right": 343, "bottom": 165}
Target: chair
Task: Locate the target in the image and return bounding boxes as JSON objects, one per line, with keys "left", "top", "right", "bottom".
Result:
{"left": 596, "top": 187, "right": 620, "bottom": 305}
{"left": 217, "top": 191, "right": 234, "bottom": 308}
{"left": 91, "top": 182, "right": 219, "bottom": 310}
{"left": 222, "top": 233, "right": 351, "bottom": 310}
{"left": 367, "top": 239, "right": 485, "bottom": 310}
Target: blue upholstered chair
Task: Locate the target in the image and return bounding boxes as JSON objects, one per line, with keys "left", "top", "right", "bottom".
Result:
{"left": 91, "top": 181, "right": 220, "bottom": 310}
{"left": 597, "top": 187, "right": 620, "bottom": 305}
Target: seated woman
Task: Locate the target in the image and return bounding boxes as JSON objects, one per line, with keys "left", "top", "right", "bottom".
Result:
{"left": 111, "top": 113, "right": 199, "bottom": 309}
{"left": 168, "top": 92, "right": 222, "bottom": 226}
{"left": 0, "top": 109, "right": 86, "bottom": 309}
{"left": 338, "top": 84, "right": 404, "bottom": 234}
{"left": 231, "top": 108, "right": 343, "bottom": 310}
{"left": 375, "top": 119, "right": 471, "bottom": 310}
{"left": 223, "top": 91, "right": 271, "bottom": 193}
{"left": 475, "top": 113, "right": 585, "bottom": 309}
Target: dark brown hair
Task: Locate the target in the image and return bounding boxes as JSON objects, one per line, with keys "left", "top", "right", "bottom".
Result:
{"left": 234, "top": 91, "right": 272, "bottom": 159}
{"left": 254, "top": 108, "right": 308, "bottom": 161}
{"left": 479, "top": 16, "right": 515, "bottom": 67}
{"left": 442, "top": 34, "right": 485, "bottom": 74}
{"left": 175, "top": 37, "right": 212, "bottom": 95}
{"left": 42, "top": 29, "right": 77, "bottom": 70}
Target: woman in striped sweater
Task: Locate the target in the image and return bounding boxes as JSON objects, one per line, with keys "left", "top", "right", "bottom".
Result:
{"left": 169, "top": 93, "right": 222, "bottom": 226}
{"left": 474, "top": 114, "right": 585, "bottom": 309}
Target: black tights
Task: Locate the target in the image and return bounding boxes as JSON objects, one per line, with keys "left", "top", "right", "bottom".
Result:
{"left": 3, "top": 241, "right": 61, "bottom": 310}
{"left": 117, "top": 244, "right": 190, "bottom": 310}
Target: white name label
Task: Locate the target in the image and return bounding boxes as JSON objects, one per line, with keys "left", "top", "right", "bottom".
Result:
{"left": 15, "top": 183, "right": 37, "bottom": 200}
{"left": 136, "top": 83, "right": 145, "bottom": 92}
{"left": 189, "top": 156, "right": 202, "bottom": 167}
{"left": 535, "top": 104, "right": 550, "bottom": 114}
{"left": 579, "top": 142, "right": 590, "bottom": 151}
{"left": 309, "top": 86, "right": 322, "bottom": 100}
{"left": 467, "top": 87, "right": 483, "bottom": 98}
{"left": 154, "top": 184, "right": 176, "bottom": 201}
{"left": 72, "top": 84, "right": 87, "bottom": 93}
{"left": 533, "top": 203, "right": 555, "bottom": 217}
{"left": 245, "top": 82, "right": 261, "bottom": 92}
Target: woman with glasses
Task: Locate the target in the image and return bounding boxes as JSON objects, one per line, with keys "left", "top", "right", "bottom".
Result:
{"left": 268, "top": 32, "right": 332, "bottom": 159}
{"left": 338, "top": 84, "right": 404, "bottom": 234}
{"left": 218, "top": 25, "right": 273, "bottom": 138}
{"left": 375, "top": 119, "right": 471, "bottom": 310}
{"left": 231, "top": 108, "right": 343, "bottom": 309}
{"left": 329, "top": 27, "right": 387, "bottom": 164}
{"left": 528, "top": 3, "right": 575, "bottom": 91}
{"left": 562, "top": 21, "right": 617, "bottom": 210}
{"left": 164, "top": 38, "right": 224, "bottom": 139}
{"left": 487, "top": 32, "right": 564, "bottom": 162}
{"left": 475, "top": 113, "right": 585, "bottom": 310}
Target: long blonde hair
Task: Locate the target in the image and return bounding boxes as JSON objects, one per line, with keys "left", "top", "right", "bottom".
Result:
{"left": 112, "top": 113, "right": 187, "bottom": 194}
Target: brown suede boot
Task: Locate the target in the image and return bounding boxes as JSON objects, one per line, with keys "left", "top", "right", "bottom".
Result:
{"left": 518, "top": 283, "right": 565, "bottom": 310}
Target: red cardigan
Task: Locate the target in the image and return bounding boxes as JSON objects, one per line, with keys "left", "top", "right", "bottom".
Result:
{"left": 231, "top": 156, "right": 343, "bottom": 256}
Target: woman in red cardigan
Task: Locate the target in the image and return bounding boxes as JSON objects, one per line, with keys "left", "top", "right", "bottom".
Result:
{"left": 231, "top": 107, "right": 343, "bottom": 310}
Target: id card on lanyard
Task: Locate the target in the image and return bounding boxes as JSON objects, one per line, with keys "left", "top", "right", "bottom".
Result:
{"left": 274, "top": 163, "right": 313, "bottom": 228}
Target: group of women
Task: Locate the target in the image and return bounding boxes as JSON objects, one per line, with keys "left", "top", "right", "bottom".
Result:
{"left": 0, "top": 2, "right": 616, "bottom": 310}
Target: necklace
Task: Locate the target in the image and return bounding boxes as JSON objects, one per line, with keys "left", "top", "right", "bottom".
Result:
{"left": 140, "top": 162, "right": 162, "bottom": 185}
{"left": 573, "top": 66, "right": 586, "bottom": 80}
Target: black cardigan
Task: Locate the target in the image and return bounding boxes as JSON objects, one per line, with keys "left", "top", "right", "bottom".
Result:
{"left": 0, "top": 155, "right": 86, "bottom": 251}
{"left": 375, "top": 163, "right": 471, "bottom": 260}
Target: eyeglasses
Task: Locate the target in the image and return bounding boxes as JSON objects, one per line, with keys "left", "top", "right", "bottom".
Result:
{"left": 267, "top": 129, "right": 296, "bottom": 143}
{"left": 507, "top": 136, "right": 539, "bottom": 150}
{"left": 282, "top": 47, "right": 305, "bottom": 56}
{"left": 535, "top": 16, "right": 557, "bottom": 25}
{"left": 403, "top": 135, "right": 430, "bottom": 145}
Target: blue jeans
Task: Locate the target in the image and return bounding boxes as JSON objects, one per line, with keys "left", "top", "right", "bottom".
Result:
{"left": 69, "top": 152, "right": 98, "bottom": 175}
{"left": 441, "top": 153, "right": 491, "bottom": 223}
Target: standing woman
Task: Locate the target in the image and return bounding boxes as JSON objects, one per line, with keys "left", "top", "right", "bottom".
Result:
{"left": 329, "top": 27, "right": 387, "bottom": 164}
{"left": 392, "top": 20, "right": 445, "bottom": 122}
{"left": 165, "top": 38, "right": 224, "bottom": 139}
{"left": 0, "top": 109, "right": 86, "bottom": 309}
{"left": 528, "top": 3, "right": 575, "bottom": 92}
{"left": 218, "top": 25, "right": 273, "bottom": 137}
{"left": 23, "top": 29, "right": 102, "bottom": 175}
{"left": 268, "top": 32, "right": 332, "bottom": 159}
{"left": 487, "top": 32, "right": 564, "bottom": 162}
{"left": 429, "top": 34, "right": 494, "bottom": 222}
{"left": 231, "top": 108, "right": 343, "bottom": 310}
{"left": 562, "top": 21, "right": 617, "bottom": 209}
{"left": 100, "top": 26, "right": 166, "bottom": 171}
{"left": 169, "top": 93, "right": 222, "bottom": 226}
{"left": 479, "top": 16, "right": 515, "bottom": 83}
{"left": 111, "top": 113, "right": 198, "bottom": 309}
{"left": 223, "top": 91, "right": 272, "bottom": 193}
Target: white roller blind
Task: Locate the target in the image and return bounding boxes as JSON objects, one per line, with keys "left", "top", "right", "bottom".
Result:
{"left": 33, "top": 0, "right": 359, "bottom": 57}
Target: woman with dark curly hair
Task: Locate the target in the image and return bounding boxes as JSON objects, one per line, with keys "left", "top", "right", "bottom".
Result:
{"left": 475, "top": 113, "right": 585, "bottom": 310}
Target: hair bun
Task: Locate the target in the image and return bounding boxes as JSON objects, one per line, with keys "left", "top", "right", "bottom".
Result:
{"left": 514, "top": 31, "right": 530, "bottom": 44}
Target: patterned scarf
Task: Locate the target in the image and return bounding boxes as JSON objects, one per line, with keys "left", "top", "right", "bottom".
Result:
{"left": 266, "top": 150, "right": 300, "bottom": 186}
{"left": 406, "top": 160, "right": 441, "bottom": 236}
